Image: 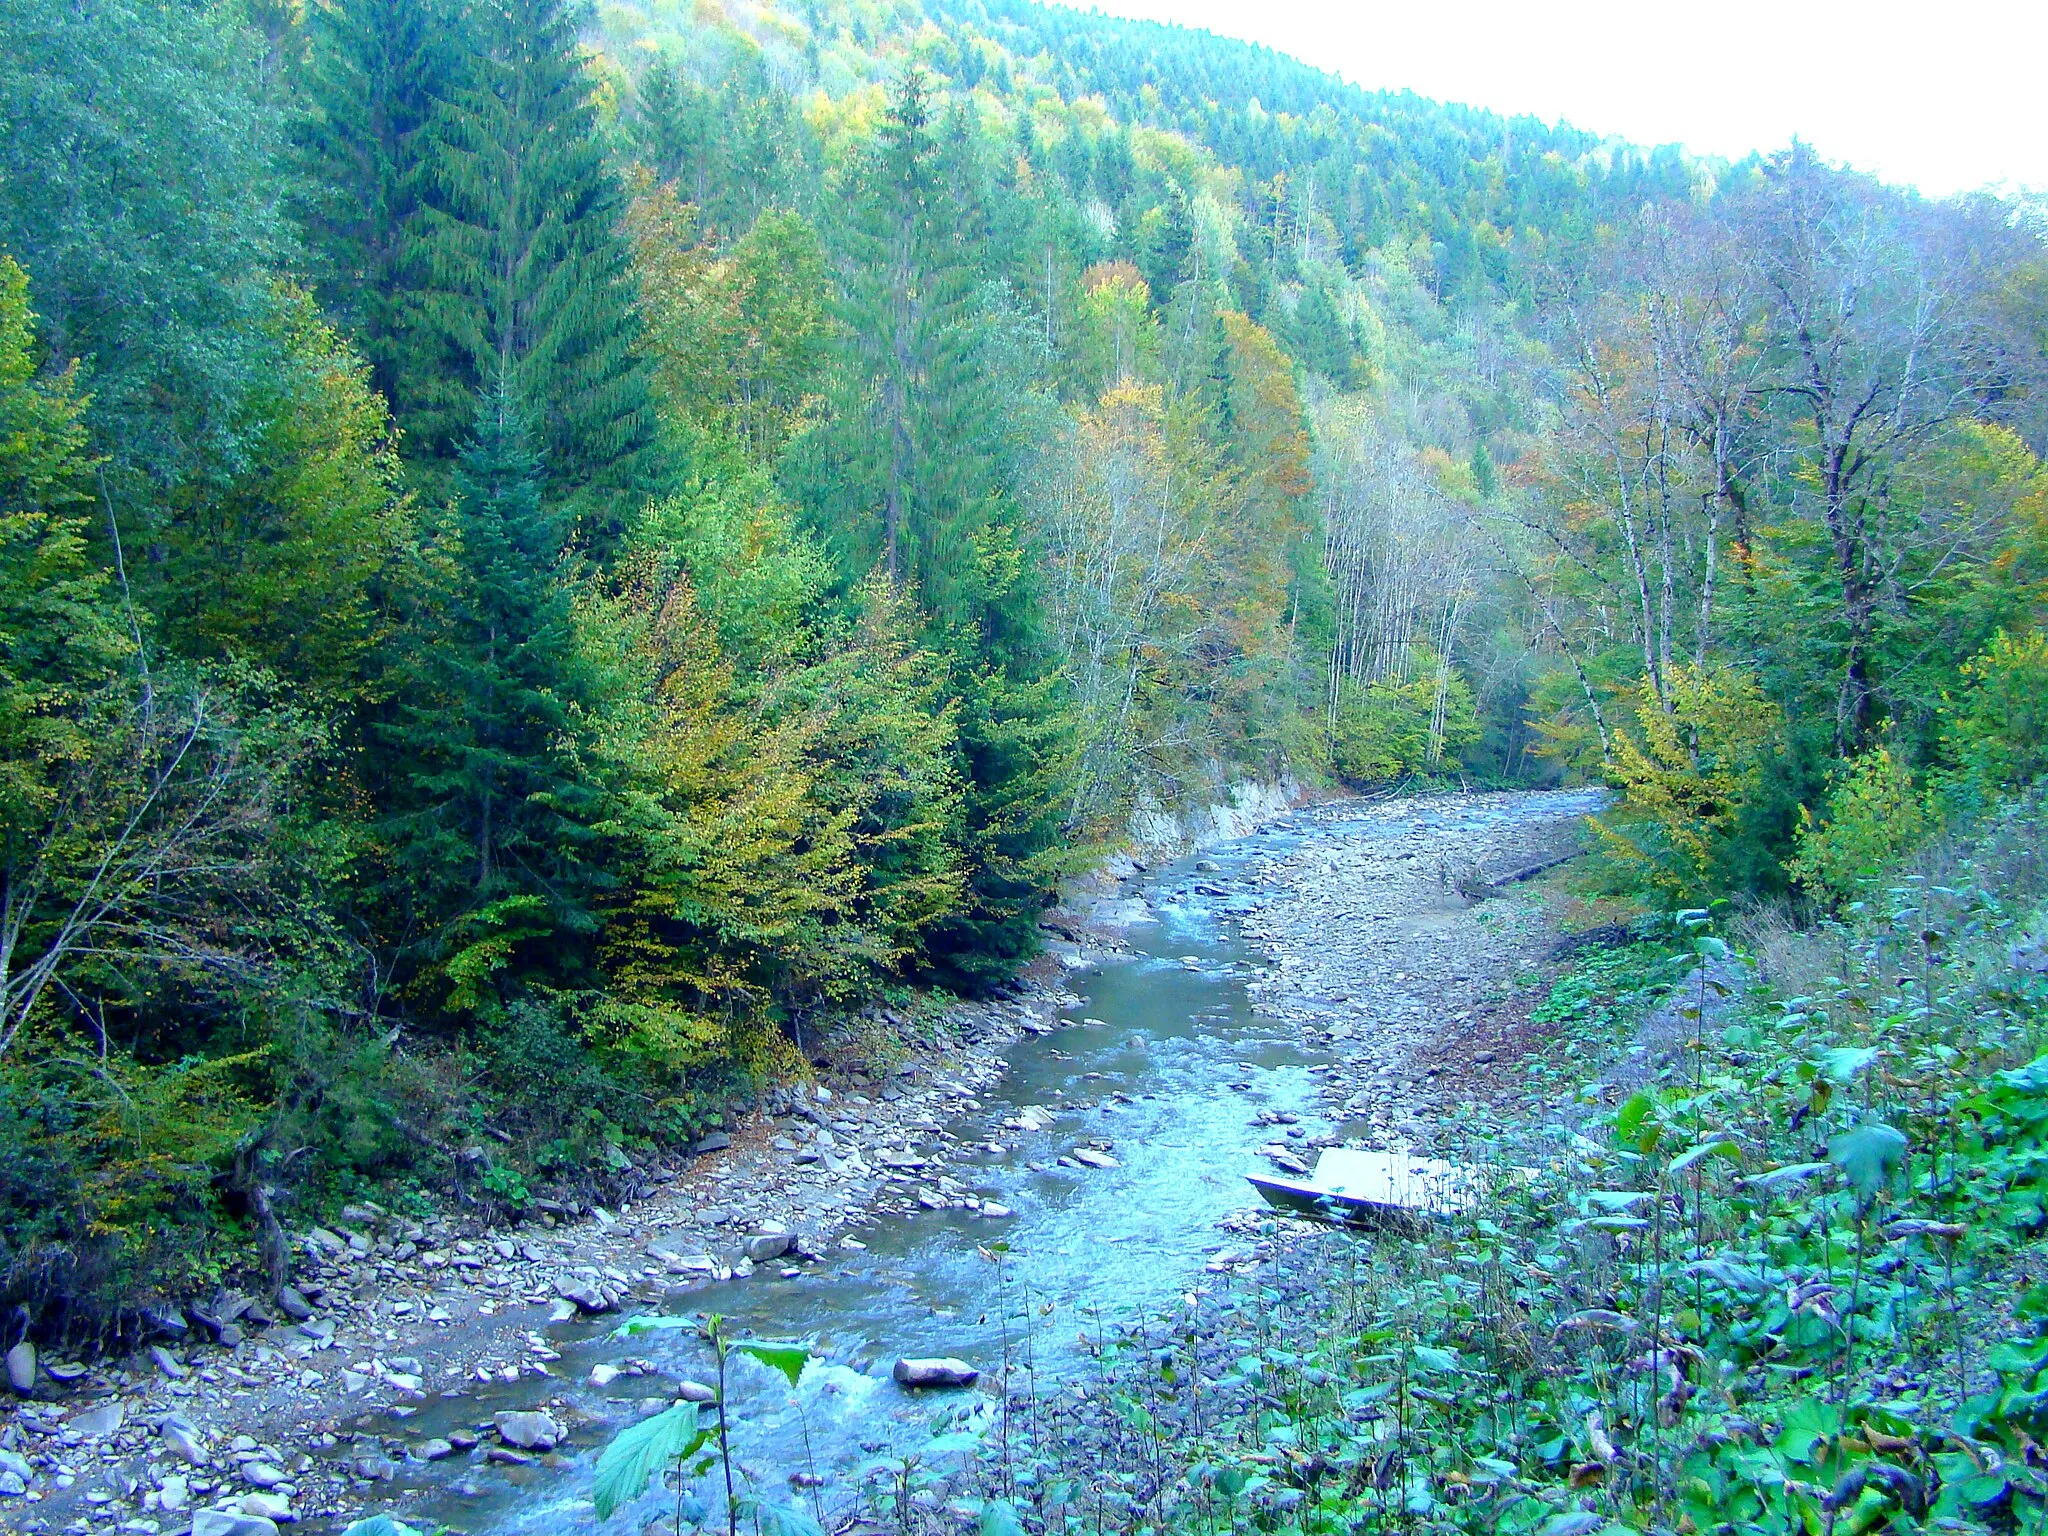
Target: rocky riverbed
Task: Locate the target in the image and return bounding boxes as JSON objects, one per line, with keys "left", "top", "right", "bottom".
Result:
{"left": 0, "top": 788, "right": 1604, "bottom": 1536}
{"left": 0, "top": 980, "right": 1107, "bottom": 1535}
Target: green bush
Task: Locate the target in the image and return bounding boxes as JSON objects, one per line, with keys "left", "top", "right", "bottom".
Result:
{"left": 1329, "top": 670, "right": 1479, "bottom": 784}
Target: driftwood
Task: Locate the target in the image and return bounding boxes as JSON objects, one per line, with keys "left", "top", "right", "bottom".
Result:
{"left": 1443, "top": 846, "right": 1584, "bottom": 901}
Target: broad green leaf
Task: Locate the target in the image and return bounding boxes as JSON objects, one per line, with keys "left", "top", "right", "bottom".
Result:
{"left": 1667, "top": 1138, "right": 1741, "bottom": 1176}
{"left": 1829, "top": 1123, "right": 1909, "bottom": 1201}
{"left": 730, "top": 1340, "right": 810, "bottom": 1388}
{"left": 342, "top": 1521, "right": 427, "bottom": 1536}
{"left": 613, "top": 1314, "right": 693, "bottom": 1337}
{"left": 739, "top": 1500, "right": 825, "bottom": 1536}
{"left": 1685, "top": 1258, "right": 1771, "bottom": 1293}
{"left": 1615, "top": 1092, "right": 1656, "bottom": 1143}
{"left": 1411, "top": 1345, "right": 1460, "bottom": 1374}
{"left": 1584, "top": 1190, "right": 1652, "bottom": 1212}
{"left": 981, "top": 1501, "right": 1026, "bottom": 1536}
{"left": 593, "top": 1403, "right": 707, "bottom": 1521}
{"left": 1818, "top": 1046, "right": 1878, "bottom": 1085}
{"left": 1745, "top": 1161, "right": 1830, "bottom": 1192}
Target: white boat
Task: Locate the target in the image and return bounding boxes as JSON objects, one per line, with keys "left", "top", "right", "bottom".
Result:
{"left": 1246, "top": 1147, "right": 1496, "bottom": 1225}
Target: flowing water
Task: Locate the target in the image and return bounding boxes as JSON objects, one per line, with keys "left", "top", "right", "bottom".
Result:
{"left": 367, "top": 791, "right": 1593, "bottom": 1534}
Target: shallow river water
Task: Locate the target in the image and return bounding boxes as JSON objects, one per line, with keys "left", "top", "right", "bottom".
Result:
{"left": 375, "top": 791, "right": 1589, "bottom": 1534}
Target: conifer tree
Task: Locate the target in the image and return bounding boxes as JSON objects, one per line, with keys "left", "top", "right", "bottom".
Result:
{"left": 810, "top": 69, "right": 1004, "bottom": 620}
{"left": 376, "top": 378, "right": 600, "bottom": 1008}
{"left": 413, "top": 0, "right": 658, "bottom": 511}
{"left": 291, "top": 0, "right": 457, "bottom": 415}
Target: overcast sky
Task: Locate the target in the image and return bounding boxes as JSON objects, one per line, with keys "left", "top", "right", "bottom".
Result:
{"left": 1069, "top": 0, "right": 2047, "bottom": 199}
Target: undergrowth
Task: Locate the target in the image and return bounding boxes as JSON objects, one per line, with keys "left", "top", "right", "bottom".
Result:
{"left": 939, "top": 791, "right": 2048, "bottom": 1536}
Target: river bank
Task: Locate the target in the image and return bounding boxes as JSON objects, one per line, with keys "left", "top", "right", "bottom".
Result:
{"left": 0, "top": 788, "right": 1603, "bottom": 1536}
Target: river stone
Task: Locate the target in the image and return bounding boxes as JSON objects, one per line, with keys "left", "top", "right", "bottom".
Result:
{"left": 192, "top": 1512, "right": 279, "bottom": 1536}
{"left": 675, "top": 1380, "right": 716, "bottom": 1403}
{"left": 978, "top": 1203, "right": 1014, "bottom": 1219}
{"left": 416, "top": 1438, "right": 454, "bottom": 1462}
{"left": 161, "top": 1415, "right": 209, "bottom": 1465}
{"left": 240, "top": 1492, "right": 293, "bottom": 1521}
{"left": 242, "top": 1461, "right": 286, "bottom": 1488}
{"left": 494, "top": 1410, "right": 563, "bottom": 1451}
{"left": 159, "top": 1474, "right": 190, "bottom": 1510}
{"left": 588, "top": 1364, "right": 621, "bottom": 1387}
{"left": 70, "top": 1399, "right": 126, "bottom": 1437}
{"left": 0, "top": 1469, "right": 25, "bottom": 1497}
{"left": 141, "top": 1304, "right": 189, "bottom": 1339}
{"left": 556, "top": 1280, "right": 614, "bottom": 1314}
{"left": 1071, "top": 1148, "right": 1120, "bottom": 1170}
{"left": 744, "top": 1232, "right": 792, "bottom": 1263}
{"left": 5, "top": 1341, "right": 32, "bottom": 1394}
{"left": 275, "top": 1287, "right": 314, "bottom": 1322}
{"left": 892, "top": 1357, "right": 978, "bottom": 1389}
{"left": 355, "top": 1454, "right": 399, "bottom": 1481}
{"left": 152, "top": 1345, "right": 190, "bottom": 1379}
{"left": 692, "top": 1132, "right": 732, "bottom": 1154}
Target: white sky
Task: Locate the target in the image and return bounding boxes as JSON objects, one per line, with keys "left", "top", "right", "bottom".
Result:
{"left": 1068, "top": 0, "right": 2048, "bottom": 199}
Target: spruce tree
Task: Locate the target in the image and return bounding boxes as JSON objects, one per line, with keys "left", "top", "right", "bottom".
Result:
{"left": 810, "top": 69, "right": 1004, "bottom": 622}
{"left": 793, "top": 71, "right": 1069, "bottom": 989}
{"left": 375, "top": 378, "right": 601, "bottom": 1006}
{"left": 291, "top": 0, "right": 457, "bottom": 415}
{"left": 413, "top": 0, "right": 658, "bottom": 511}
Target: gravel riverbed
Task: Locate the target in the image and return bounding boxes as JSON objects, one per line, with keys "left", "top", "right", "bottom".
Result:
{"left": 0, "top": 789, "right": 1600, "bottom": 1536}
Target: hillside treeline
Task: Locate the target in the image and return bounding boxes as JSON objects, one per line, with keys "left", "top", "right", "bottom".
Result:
{"left": 0, "top": 0, "right": 2043, "bottom": 1333}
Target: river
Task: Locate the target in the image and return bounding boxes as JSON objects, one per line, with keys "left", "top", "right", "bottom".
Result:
{"left": 358, "top": 789, "right": 1596, "bottom": 1535}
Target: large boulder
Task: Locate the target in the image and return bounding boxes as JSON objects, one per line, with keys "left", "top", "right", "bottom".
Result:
{"left": 4, "top": 1341, "right": 33, "bottom": 1395}
{"left": 191, "top": 1513, "right": 280, "bottom": 1536}
{"left": 493, "top": 1410, "right": 564, "bottom": 1451}
{"left": 160, "top": 1414, "right": 209, "bottom": 1465}
{"left": 70, "top": 1400, "right": 125, "bottom": 1437}
{"left": 892, "top": 1357, "right": 979, "bottom": 1389}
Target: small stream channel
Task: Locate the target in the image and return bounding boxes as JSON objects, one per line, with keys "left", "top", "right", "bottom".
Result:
{"left": 363, "top": 792, "right": 1587, "bottom": 1534}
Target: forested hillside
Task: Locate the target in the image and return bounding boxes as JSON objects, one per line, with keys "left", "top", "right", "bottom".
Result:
{"left": 1, "top": 0, "right": 2044, "bottom": 1336}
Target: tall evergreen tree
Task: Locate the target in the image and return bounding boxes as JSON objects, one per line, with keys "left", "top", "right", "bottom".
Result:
{"left": 290, "top": 0, "right": 457, "bottom": 417}
{"left": 375, "top": 379, "right": 601, "bottom": 1009}
{"left": 413, "top": 0, "right": 658, "bottom": 514}
{"left": 803, "top": 69, "right": 1008, "bottom": 623}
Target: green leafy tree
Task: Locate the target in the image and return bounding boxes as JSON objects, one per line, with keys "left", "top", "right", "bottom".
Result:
{"left": 152, "top": 288, "right": 416, "bottom": 706}
{"left": 0, "top": 0, "right": 286, "bottom": 485}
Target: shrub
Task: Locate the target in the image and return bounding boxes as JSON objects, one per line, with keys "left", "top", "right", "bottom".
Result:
{"left": 1788, "top": 744, "right": 1928, "bottom": 905}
